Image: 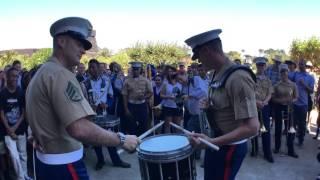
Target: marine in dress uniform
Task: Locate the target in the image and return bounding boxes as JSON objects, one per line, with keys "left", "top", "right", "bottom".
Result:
{"left": 272, "top": 64, "right": 299, "bottom": 158}
{"left": 25, "top": 17, "right": 139, "bottom": 180}
{"left": 250, "top": 57, "right": 274, "bottom": 163}
{"left": 186, "top": 29, "right": 259, "bottom": 180}
{"left": 122, "top": 62, "right": 153, "bottom": 136}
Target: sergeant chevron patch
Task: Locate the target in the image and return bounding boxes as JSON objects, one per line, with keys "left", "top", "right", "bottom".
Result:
{"left": 65, "top": 81, "right": 83, "bottom": 102}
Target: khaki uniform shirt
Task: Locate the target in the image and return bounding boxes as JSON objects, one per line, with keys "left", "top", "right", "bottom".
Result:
{"left": 26, "top": 57, "right": 95, "bottom": 154}
{"left": 273, "top": 80, "right": 298, "bottom": 105}
{"left": 122, "top": 76, "right": 153, "bottom": 102}
{"left": 208, "top": 61, "right": 258, "bottom": 134}
{"left": 255, "top": 75, "right": 273, "bottom": 101}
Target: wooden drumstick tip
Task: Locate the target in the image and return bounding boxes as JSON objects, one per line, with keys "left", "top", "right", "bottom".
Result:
{"left": 169, "top": 122, "right": 219, "bottom": 151}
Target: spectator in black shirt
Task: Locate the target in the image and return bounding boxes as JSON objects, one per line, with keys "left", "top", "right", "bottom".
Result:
{"left": 0, "top": 67, "right": 30, "bottom": 180}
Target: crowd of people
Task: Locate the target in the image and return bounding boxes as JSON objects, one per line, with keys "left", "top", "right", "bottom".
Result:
{"left": 0, "top": 55, "right": 318, "bottom": 179}
{"left": 0, "top": 16, "right": 319, "bottom": 180}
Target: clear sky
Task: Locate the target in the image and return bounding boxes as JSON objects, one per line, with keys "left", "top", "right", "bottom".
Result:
{"left": 1, "top": 0, "right": 320, "bottom": 55}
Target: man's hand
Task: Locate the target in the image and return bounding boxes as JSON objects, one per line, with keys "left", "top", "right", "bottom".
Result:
{"left": 189, "top": 132, "right": 213, "bottom": 149}
{"left": 6, "top": 127, "right": 14, "bottom": 136}
{"left": 122, "top": 135, "right": 140, "bottom": 152}
{"left": 256, "top": 101, "right": 264, "bottom": 109}
{"left": 99, "top": 103, "right": 108, "bottom": 110}
{"left": 182, "top": 95, "right": 189, "bottom": 101}
{"left": 199, "top": 98, "right": 209, "bottom": 110}
{"left": 28, "top": 135, "right": 44, "bottom": 152}
{"left": 125, "top": 109, "right": 133, "bottom": 119}
{"left": 9, "top": 132, "right": 18, "bottom": 140}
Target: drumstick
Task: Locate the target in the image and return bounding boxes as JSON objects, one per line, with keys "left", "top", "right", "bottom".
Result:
{"left": 33, "top": 148, "right": 37, "bottom": 180}
{"left": 139, "top": 121, "right": 164, "bottom": 140}
{"left": 169, "top": 122, "right": 220, "bottom": 151}
{"left": 117, "top": 121, "right": 165, "bottom": 154}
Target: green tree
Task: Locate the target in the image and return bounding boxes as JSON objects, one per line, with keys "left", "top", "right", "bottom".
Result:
{"left": 126, "top": 42, "right": 189, "bottom": 66}
{"left": 290, "top": 36, "right": 320, "bottom": 67}
{"left": 109, "top": 50, "right": 131, "bottom": 72}
{"left": 0, "top": 51, "right": 22, "bottom": 67}
{"left": 24, "top": 48, "right": 52, "bottom": 69}
{"left": 226, "top": 51, "right": 242, "bottom": 61}
{"left": 263, "top": 48, "right": 289, "bottom": 63}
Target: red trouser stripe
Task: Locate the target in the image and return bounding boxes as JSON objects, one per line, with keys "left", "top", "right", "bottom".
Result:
{"left": 67, "top": 163, "right": 79, "bottom": 180}
{"left": 223, "top": 145, "right": 236, "bottom": 180}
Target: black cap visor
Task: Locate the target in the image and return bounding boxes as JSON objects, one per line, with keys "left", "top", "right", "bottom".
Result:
{"left": 56, "top": 31, "right": 92, "bottom": 50}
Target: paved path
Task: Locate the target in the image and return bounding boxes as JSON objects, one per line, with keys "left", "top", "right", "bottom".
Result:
{"left": 84, "top": 109, "right": 320, "bottom": 180}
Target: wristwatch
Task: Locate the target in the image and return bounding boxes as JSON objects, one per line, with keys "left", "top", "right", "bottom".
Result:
{"left": 117, "top": 132, "right": 126, "bottom": 147}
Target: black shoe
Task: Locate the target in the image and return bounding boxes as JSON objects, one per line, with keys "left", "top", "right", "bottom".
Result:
{"left": 314, "top": 136, "right": 318, "bottom": 140}
{"left": 273, "top": 149, "right": 279, "bottom": 154}
{"left": 95, "top": 161, "right": 105, "bottom": 171}
{"left": 288, "top": 152, "right": 299, "bottom": 158}
{"left": 114, "top": 161, "right": 131, "bottom": 168}
{"left": 264, "top": 155, "right": 274, "bottom": 163}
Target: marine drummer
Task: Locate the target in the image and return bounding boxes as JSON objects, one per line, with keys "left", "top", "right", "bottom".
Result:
{"left": 81, "top": 59, "right": 130, "bottom": 170}
{"left": 122, "top": 62, "right": 153, "bottom": 136}
{"left": 186, "top": 29, "right": 259, "bottom": 180}
{"left": 26, "top": 17, "right": 139, "bottom": 179}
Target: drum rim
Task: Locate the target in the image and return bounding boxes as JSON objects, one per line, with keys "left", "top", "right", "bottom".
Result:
{"left": 93, "top": 115, "right": 120, "bottom": 128}
{"left": 137, "top": 134, "right": 193, "bottom": 163}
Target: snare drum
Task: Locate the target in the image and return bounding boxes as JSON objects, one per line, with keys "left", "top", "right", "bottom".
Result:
{"left": 93, "top": 114, "right": 120, "bottom": 131}
{"left": 137, "top": 134, "right": 196, "bottom": 180}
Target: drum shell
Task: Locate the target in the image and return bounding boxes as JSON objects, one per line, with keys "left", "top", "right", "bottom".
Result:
{"left": 93, "top": 114, "right": 120, "bottom": 129}
{"left": 137, "top": 134, "right": 193, "bottom": 163}
{"left": 137, "top": 134, "right": 196, "bottom": 180}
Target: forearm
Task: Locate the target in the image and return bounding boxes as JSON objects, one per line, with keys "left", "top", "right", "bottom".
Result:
{"left": 1, "top": 112, "right": 10, "bottom": 130}
{"left": 67, "top": 118, "right": 120, "bottom": 147}
{"left": 123, "top": 95, "right": 129, "bottom": 111}
{"left": 264, "top": 94, "right": 272, "bottom": 104}
{"left": 303, "top": 82, "right": 313, "bottom": 93}
{"left": 210, "top": 117, "right": 259, "bottom": 146}
{"left": 145, "top": 92, "right": 153, "bottom": 100}
{"left": 160, "top": 93, "right": 170, "bottom": 99}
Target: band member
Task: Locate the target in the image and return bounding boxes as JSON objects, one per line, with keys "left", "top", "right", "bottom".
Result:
{"left": 250, "top": 57, "right": 274, "bottom": 163}
{"left": 272, "top": 64, "right": 298, "bottom": 158}
{"left": 26, "top": 17, "right": 139, "bottom": 180}
{"left": 186, "top": 29, "right": 259, "bottom": 180}
{"left": 82, "top": 59, "right": 130, "bottom": 170}
{"left": 122, "top": 62, "right": 153, "bottom": 136}
{"left": 160, "top": 65, "right": 184, "bottom": 133}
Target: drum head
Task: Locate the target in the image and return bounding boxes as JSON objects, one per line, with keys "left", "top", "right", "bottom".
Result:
{"left": 137, "top": 134, "right": 192, "bottom": 162}
{"left": 139, "top": 135, "right": 189, "bottom": 152}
